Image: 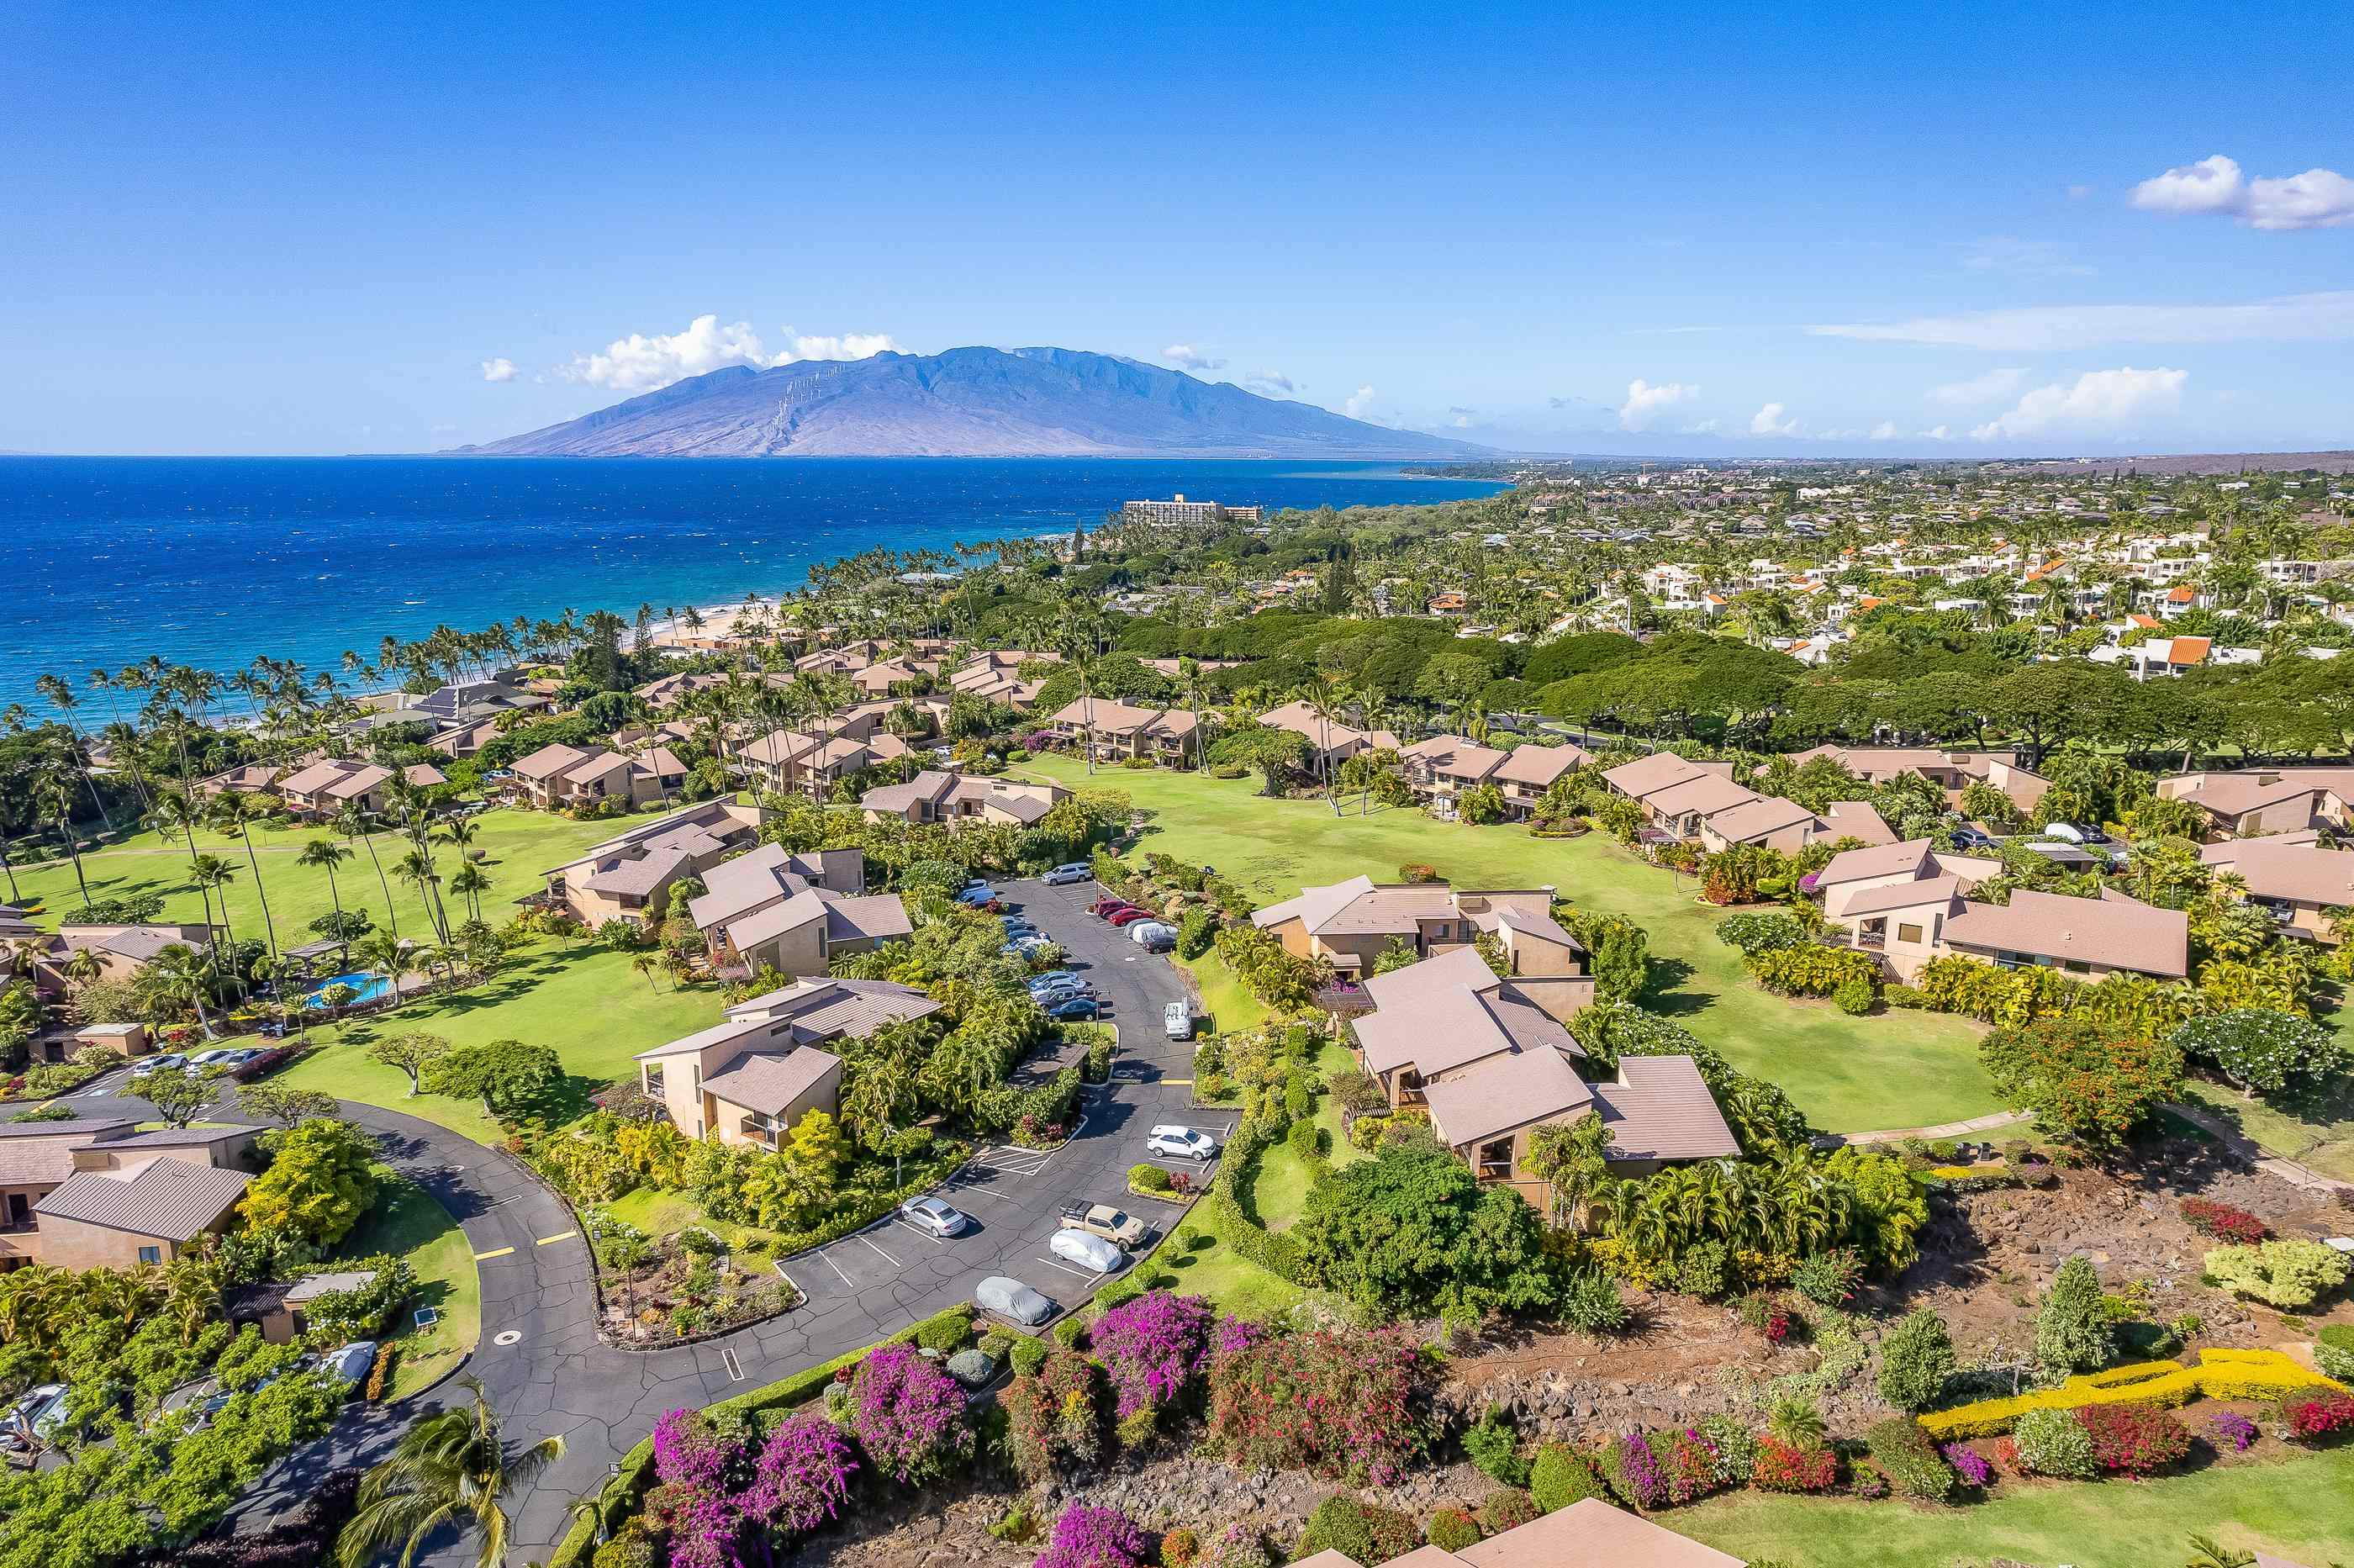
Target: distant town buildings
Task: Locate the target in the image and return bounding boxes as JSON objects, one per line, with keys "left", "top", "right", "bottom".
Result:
{"left": 1118, "top": 494, "right": 1264, "bottom": 527}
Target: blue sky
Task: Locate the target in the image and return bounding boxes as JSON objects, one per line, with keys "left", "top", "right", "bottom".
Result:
{"left": 4, "top": 1, "right": 2351, "bottom": 458}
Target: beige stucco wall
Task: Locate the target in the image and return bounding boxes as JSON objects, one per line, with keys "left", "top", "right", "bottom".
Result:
{"left": 26, "top": 1212, "right": 217, "bottom": 1271}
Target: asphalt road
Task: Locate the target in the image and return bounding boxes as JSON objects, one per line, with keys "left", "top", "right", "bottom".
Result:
{"left": 54, "top": 875, "right": 1222, "bottom": 1561}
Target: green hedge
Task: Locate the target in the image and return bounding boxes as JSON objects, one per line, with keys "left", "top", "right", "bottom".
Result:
{"left": 546, "top": 1304, "right": 977, "bottom": 1568}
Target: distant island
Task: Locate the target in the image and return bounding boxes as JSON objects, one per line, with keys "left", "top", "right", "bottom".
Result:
{"left": 452, "top": 346, "right": 1494, "bottom": 460}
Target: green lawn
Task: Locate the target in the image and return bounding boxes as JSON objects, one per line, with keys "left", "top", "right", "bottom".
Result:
{"left": 1027, "top": 759, "right": 1996, "bottom": 1134}
{"left": 1672, "top": 1446, "right": 2354, "bottom": 1567}
{"left": 2180, "top": 1074, "right": 2354, "bottom": 1183}
{"left": 1152, "top": 1203, "right": 1310, "bottom": 1320}
{"left": 1175, "top": 948, "right": 1273, "bottom": 1036}
{"left": 337, "top": 1171, "right": 480, "bottom": 1400}
{"left": 1249, "top": 1042, "right": 1362, "bottom": 1231}
{"left": 272, "top": 938, "right": 722, "bottom": 1145}
{"left": 6, "top": 805, "right": 635, "bottom": 953}
{"left": 601, "top": 1185, "right": 800, "bottom": 1251}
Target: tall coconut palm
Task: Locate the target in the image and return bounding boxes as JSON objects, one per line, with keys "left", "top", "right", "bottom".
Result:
{"left": 335, "top": 801, "right": 401, "bottom": 942}
{"left": 190, "top": 854, "right": 239, "bottom": 949}
{"left": 336, "top": 1375, "right": 563, "bottom": 1568}
{"left": 32, "top": 762, "right": 93, "bottom": 914}
{"left": 33, "top": 673, "right": 115, "bottom": 832}
{"left": 155, "top": 787, "right": 219, "bottom": 930}
{"left": 299, "top": 837, "right": 356, "bottom": 939}
{"left": 211, "top": 793, "right": 280, "bottom": 960}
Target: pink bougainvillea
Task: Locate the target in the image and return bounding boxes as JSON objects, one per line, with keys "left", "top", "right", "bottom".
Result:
{"left": 743, "top": 1410, "right": 860, "bottom": 1537}
{"left": 852, "top": 1343, "right": 974, "bottom": 1484}
{"left": 1032, "top": 1502, "right": 1148, "bottom": 1568}
{"left": 1088, "top": 1290, "right": 1214, "bottom": 1418}
{"left": 1205, "top": 1325, "right": 1426, "bottom": 1485}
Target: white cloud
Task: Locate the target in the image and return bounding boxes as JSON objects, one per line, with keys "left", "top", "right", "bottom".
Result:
{"left": 1927, "top": 367, "right": 2030, "bottom": 408}
{"left": 1869, "top": 420, "right": 1901, "bottom": 441}
{"left": 1961, "top": 236, "right": 2093, "bottom": 277}
{"left": 1242, "top": 370, "right": 1296, "bottom": 395}
{"left": 1969, "top": 366, "right": 2188, "bottom": 441}
{"left": 2132, "top": 154, "right": 2354, "bottom": 230}
{"left": 780, "top": 330, "right": 899, "bottom": 362}
{"left": 1919, "top": 425, "right": 1952, "bottom": 440}
{"left": 1808, "top": 291, "right": 2354, "bottom": 351}
{"left": 561, "top": 315, "right": 896, "bottom": 393}
{"left": 1451, "top": 415, "right": 1475, "bottom": 429}
{"left": 1164, "top": 344, "right": 1226, "bottom": 371}
{"left": 1750, "top": 402, "right": 1801, "bottom": 437}
{"left": 1680, "top": 419, "right": 1720, "bottom": 436}
{"left": 1618, "top": 377, "right": 1697, "bottom": 431}
{"left": 1343, "top": 385, "right": 1377, "bottom": 420}
{"left": 480, "top": 356, "right": 517, "bottom": 383}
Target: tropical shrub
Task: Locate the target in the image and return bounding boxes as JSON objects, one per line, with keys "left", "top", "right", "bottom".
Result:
{"left": 1088, "top": 1289, "right": 1213, "bottom": 1421}
{"left": 1792, "top": 1247, "right": 1863, "bottom": 1307}
{"left": 1204, "top": 1325, "right": 1427, "bottom": 1484}
{"left": 1560, "top": 1270, "right": 1630, "bottom": 1335}
{"left": 1463, "top": 1408, "right": 1528, "bottom": 1486}
{"left": 2204, "top": 1240, "right": 2350, "bottom": 1309}
{"left": 849, "top": 1344, "right": 972, "bottom": 1484}
{"left": 2035, "top": 1257, "right": 2115, "bottom": 1377}
{"left": 1426, "top": 1507, "right": 1482, "bottom": 1552}
{"left": 1528, "top": 1442, "right": 1608, "bottom": 1513}
{"left": 1876, "top": 1309, "right": 1957, "bottom": 1412}
{"left": 1833, "top": 976, "right": 1874, "bottom": 1015}
{"left": 1864, "top": 1417, "right": 1953, "bottom": 1501}
{"left": 1032, "top": 1502, "right": 1148, "bottom": 1568}
{"left": 1159, "top": 1527, "right": 1201, "bottom": 1567}
{"left": 1005, "top": 1350, "right": 1105, "bottom": 1481}
{"left": 2177, "top": 1196, "right": 2269, "bottom": 1244}
{"left": 2277, "top": 1388, "right": 2354, "bottom": 1441}
{"left": 1655, "top": 1426, "right": 1727, "bottom": 1502}
{"left": 2315, "top": 1324, "right": 2354, "bottom": 1382}
{"left": 1697, "top": 1415, "right": 1758, "bottom": 1486}
{"left": 2074, "top": 1402, "right": 2191, "bottom": 1474}
{"left": 1009, "top": 1333, "right": 1048, "bottom": 1378}
{"left": 1980, "top": 1014, "right": 2182, "bottom": 1149}
{"left": 1291, "top": 1493, "right": 1420, "bottom": 1564}
{"left": 2009, "top": 1407, "right": 2098, "bottom": 1478}
{"left": 2209, "top": 1410, "right": 2260, "bottom": 1451}
{"left": 1596, "top": 1431, "right": 1669, "bottom": 1509}
{"left": 1478, "top": 1488, "right": 1539, "bottom": 1533}
{"left": 1750, "top": 1436, "right": 1838, "bottom": 1492}
{"left": 1715, "top": 911, "right": 1808, "bottom": 955}
{"left": 1744, "top": 942, "right": 1880, "bottom": 998}
{"left": 1129, "top": 1162, "right": 1174, "bottom": 1194}
{"left": 1943, "top": 1442, "right": 1993, "bottom": 1488}
{"left": 2169, "top": 1008, "right": 2346, "bottom": 1095}
{"left": 1293, "top": 1147, "right": 1555, "bottom": 1319}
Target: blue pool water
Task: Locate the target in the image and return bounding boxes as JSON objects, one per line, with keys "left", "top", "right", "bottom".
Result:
{"left": 303, "top": 971, "right": 391, "bottom": 1009}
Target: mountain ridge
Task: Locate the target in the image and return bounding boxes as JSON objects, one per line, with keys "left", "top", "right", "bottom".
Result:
{"left": 452, "top": 346, "right": 1492, "bottom": 459}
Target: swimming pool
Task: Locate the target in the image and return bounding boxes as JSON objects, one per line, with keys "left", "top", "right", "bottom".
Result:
{"left": 303, "top": 971, "right": 392, "bottom": 1009}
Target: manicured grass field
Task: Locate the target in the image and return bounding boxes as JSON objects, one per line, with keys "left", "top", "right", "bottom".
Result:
{"left": 337, "top": 1171, "right": 480, "bottom": 1400}
{"left": 600, "top": 1185, "right": 799, "bottom": 1253}
{"left": 1174, "top": 948, "right": 1273, "bottom": 1035}
{"left": 5, "top": 805, "right": 633, "bottom": 952}
{"left": 1672, "top": 1446, "right": 2354, "bottom": 1567}
{"left": 1026, "top": 759, "right": 1997, "bottom": 1134}
{"left": 1248, "top": 1042, "right": 1362, "bottom": 1231}
{"left": 272, "top": 938, "right": 723, "bottom": 1145}
{"left": 1151, "top": 1204, "right": 1307, "bottom": 1320}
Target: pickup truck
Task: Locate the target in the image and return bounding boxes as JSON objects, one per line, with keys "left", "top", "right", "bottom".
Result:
{"left": 1056, "top": 1201, "right": 1148, "bottom": 1249}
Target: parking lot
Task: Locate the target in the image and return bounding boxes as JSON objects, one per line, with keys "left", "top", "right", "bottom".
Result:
{"left": 773, "top": 875, "right": 1227, "bottom": 1330}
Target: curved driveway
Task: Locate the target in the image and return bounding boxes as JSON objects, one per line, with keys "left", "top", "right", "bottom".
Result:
{"left": 62, "top": 876, "right": 1205, "bottom": 1560}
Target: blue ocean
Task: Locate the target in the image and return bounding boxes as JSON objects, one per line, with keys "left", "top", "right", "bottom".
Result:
{"left": 0, "top": 457, "right": 1506, "bottom": 711}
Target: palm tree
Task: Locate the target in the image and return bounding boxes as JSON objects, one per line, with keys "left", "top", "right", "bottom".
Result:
{"left": 1764, "top": 1392, "right": 1826, "bottom": 1449}
{"left": 631, "top": 952, "right": 662, "bottom": 991}
{"left": 32, "top": 763, "right": 92, "bottom": 914}
{"left": 335, "top": 802, "right": 401, "bottom": 942}
{"left": 300, "top": 837, "right": 355, "bottom": 938}
{"left": 33, "top": 673, "right": 115, "bottom": 832}
{"left": 155, "top": 787, "right": 219, "bottom": 930}
{"left": 148, "top": 942, "right": 221, "bottom": 1039}
{"left": 2182, "top": 1538, "right": 2254, "bottom": 1568}
{"left": 212, "top": 793, "right": 281, "bottom": 960}
{"left": 337, "top": 1375, "right": 564, "bottom": 1568}
{"left": 447, "top": 863, "right": 491, "bottom": 925}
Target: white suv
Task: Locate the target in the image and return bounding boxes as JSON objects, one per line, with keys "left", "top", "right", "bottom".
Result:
{"left": 1145, "top": 1125, "right": 1219, "bottom": 1161}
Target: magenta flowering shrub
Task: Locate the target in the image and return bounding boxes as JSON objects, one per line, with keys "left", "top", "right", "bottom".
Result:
{"left": 1597, "top": 1431, "right": 1668, "bottom": 1509}
{"left": 1032, "top": 1502, "right": 1149, "bottom": 1568}
{"left": 1205, "top": 1326, "right": 1427, "bottom": 1485}
{"left": 1088, "top": 1290, "right": 1214, "bottom": 1418}
{"left": 646, "top": 1486, "right": 748, "bottom": 1568}
{"left": 651, "top": 1408, "right": 733, "bottom": 1490}
{"left": 852, "top": 1343, "right": 974, "bottom": 1484}
{"left": 744, "top": 1411, "right": 860, "bottom": 1536}
{"left": 1211, "top": 1312, "right": 1270, "bottom": 1359}
{"left": 1942, "top": 1443, "right": 1994, "bottom": 1488}
{"left": 2209, "top": 1411, "right": 2260, "bottom": 1452}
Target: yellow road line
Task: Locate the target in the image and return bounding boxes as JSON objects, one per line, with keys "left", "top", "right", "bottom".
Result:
{"left": 536, "top": 1230, "right": 578, "bottom": 1246}
{"left": 473, "top": 1246, "right": 515, "bottom": 1260}
{"left": 1162, "top": 1078, "right": 1193, "bottom": 1086}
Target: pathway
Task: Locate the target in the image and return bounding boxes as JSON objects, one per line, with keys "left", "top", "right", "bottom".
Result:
{"left": 2164, "top": 1100, "right": 2354, "bottom": 1196}
{"left": 1816, "top": 1109, "right": 2035, "bottom": 1148}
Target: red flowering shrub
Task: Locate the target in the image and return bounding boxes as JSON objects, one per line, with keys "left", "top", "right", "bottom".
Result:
{"left": 2179, "top": 1196, "right": 2270, "bottom": 1245}
{"left": 1657, "top": 1428, "right": 1726, "bottom": 1503}
{"left": 1988, "top": 1436, "right": 2021, "bottom": 1475}
{"left": 2277, "top": 1389, "right": 2354, "bottom": 1442}
{"left": 1006, "top": 1351, "right": 1105, "bottom": 1481}
{"left": 2072, "top": 1403, "right": 2192, "bottom": 1475}
{"left": 1750, "top": 1436, "right": 1838, "bottom": 1492}
{"left": 1205, "top": 1327, "right": 1427, "bottom": 1485}
{"left": 1762, "top": 1311, "right": 1792, "bottom": 1344}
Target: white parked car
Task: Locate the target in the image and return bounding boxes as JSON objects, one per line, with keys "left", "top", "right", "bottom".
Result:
{"left": 1048, "top": 1228, "right": 1127, "bottom": 1275}
{"left": 897, "top": 1196, "right": 972, "bottom": 1238}
{"left": 1042, "top": 863, "right": 1093, "bottom": 887}
{"left": 975, "top": 1275, "right": 1055, "bottom": 1326}
{"left": 1130, "top": 921, "right": 1178, "bottom": 950}
{"left": 1146, "top": 1125, "right": 1219, "bottom": 1161}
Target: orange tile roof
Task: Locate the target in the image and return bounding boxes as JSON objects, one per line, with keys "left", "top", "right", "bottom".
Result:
{"left": 2167, "top": 585, "right": 2195, "bottom": 603}
{"left": 2129, "top": 614, "right": 2162, "bottom": 630}
{"left": 2169, "top": 636, "right": 2211, "bottom": 665}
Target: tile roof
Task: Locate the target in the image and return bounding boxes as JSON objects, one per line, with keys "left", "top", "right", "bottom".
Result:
{"left": 1599, "top": 751, "right": 1709, "bottom": 799}
{"left": 1815, "top": 838, "right": 1935, "bottom": 885}
{"left": 2199, "top": 837, "right": 2354, "bottom": 908}
{"left": 1355, "top": 947, "right": 1582, "bottom": 1079}
{"left": 689, "top": 842, "right": 815, "bottom": 928}
{"left": 823, "top": 894, "right": 914, "bottom": 943}
{"left": 1422, "top": 1040, "right": 1593, "bottom": 1149}
{"left": 34, "top": 1157, "right": 251, "bottom": 1241}
{"left": 1701, "top": 795, "right": 1820, "bottom": 843}
{"left": 700, "top": 1047, "right": 842, "bottom": 1118}
{"left": 1492, "top": 742, "right": 1591, "bottom": 788}
{"left": 1834, "top": 874, "right": 1963, "bottom": 919}
{"left": 1644, "top": 773, "right": 1760, "bottom": 821}
{"left": 1590, "top": 1056, "right": 1742, "bottom": 1162}
{"left": 1819, "top": 800, "right": 1897, "bottom": 846}
{"left": 1941, "top": 888, "right": 2189, "bottom": 978}
{"left": 1456, "top": 1498, "right": 1744, "bottom": 1568}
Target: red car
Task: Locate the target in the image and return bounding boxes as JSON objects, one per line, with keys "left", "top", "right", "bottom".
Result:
{"left": 1107, "top": 907, "right": 1156, "bottom": 927}
{"left": 1090, "top": 897, "right": 1137, "bottom": 920}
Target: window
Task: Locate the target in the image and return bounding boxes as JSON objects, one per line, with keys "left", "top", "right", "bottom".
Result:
{"left": 137, "top": 1245, "right": 162, "bottom": 1265}
{"left": 1896, "top": 922, "right": 1924, "bottom": 945}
